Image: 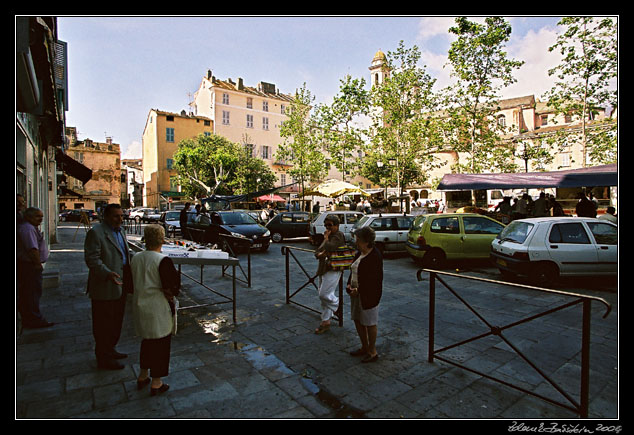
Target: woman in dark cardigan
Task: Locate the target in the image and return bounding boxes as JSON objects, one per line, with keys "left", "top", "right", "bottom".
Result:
{"left": 346, "top": 226, "right": 383, "bottom": 363}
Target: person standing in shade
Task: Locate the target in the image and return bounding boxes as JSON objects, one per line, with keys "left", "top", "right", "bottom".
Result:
{"left": 179, "top": 203, "right": 191, "bottom": 240}
{"left": 17, "top": 207, "right": 54, "bottom": 329}
{"left": 84, "top": 204, "right": 132, "bottom": 370}
{"left": 132, "top": 225, "right": 180, "bottom": 396}
{"left": 313, "top": 215, "right": 345, "bottom": 334}
{"left": 346, "top": 226, "right": 383, "bottom": 363}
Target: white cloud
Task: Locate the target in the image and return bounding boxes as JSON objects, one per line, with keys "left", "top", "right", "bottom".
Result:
{"left": 122, "top": 140, "right": 142, "bottom": 159}
{"left": 417, "top": 17, "right": 457, "bottom": 41}
{"left": 503, "top": 27, "right": 561, "bottom": 100}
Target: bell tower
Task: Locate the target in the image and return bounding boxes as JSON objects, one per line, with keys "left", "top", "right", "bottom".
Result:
{"left": 369, "top": 49, "right": 388, "bottom": 87}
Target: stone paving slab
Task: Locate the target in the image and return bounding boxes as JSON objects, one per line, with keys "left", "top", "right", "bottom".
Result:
{"left": 15, "top": 223, "right": 619, "bottom": 421}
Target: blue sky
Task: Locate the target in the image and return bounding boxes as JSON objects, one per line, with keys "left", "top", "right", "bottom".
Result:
{"left": 57, "top": 16, "right": 566, "bottom": 159}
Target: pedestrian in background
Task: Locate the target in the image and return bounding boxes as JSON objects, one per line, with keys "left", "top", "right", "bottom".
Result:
{"left": 575, "top": 193, "right": 597, "bottom": 218}
{"left": 314, "top": 215, "right": 345, "bottom": 334}
{"left": 132, "top": 224, "right": 180, "bottom": 396}
{"left": 179, "top": 203, "right": 191, "bottom": 240}
{"left": 17, "top": 194, "right": 26, "bottom": 225}
{"left": 598, "top": 206, "right": 617, "bottom": 224}
{"left": 346, "top": 226, "right": 383, "bottom": 363}
{"left": 84, "top": 203, "right": 132, "bottom": 370}
{"left": 532, "top": 192, "right": 550, "bottom": 217}
{"left": 17, "top": 207, "right": 54, "bottom": 329}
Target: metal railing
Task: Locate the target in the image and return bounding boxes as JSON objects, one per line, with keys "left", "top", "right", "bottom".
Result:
{"left": 417, "top": 268, "right": 611, "bottom": 419}
{"left": 122, "top": 217, "right": 142, "bottom": 235}
{"left": 218, "top": 234, "right": 252, "bottom": 287}
{"left": 281, "top": 245, "right": 344, "bottom": 327}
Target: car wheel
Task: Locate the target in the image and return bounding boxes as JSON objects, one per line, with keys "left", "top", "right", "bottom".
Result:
{"left": 498, "top": 268, "right": 517, "bottom": 280}
{"left": 271, "top": 233, "right": 283, "bottom": 243}
{"left": 532, "top": 262, "right": 559, "bottom": 287}
{"left": 422, "top": 249, "right": 446, "bottom": 269}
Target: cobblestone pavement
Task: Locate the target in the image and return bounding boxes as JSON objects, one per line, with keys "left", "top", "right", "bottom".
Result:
{"left": 16, "top": 223, "right": 619, "bottom": 421}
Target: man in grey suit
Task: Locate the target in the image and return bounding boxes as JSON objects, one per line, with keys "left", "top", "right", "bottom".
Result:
{"left": 84, "top": 204, "right": 133, "bottom": 370}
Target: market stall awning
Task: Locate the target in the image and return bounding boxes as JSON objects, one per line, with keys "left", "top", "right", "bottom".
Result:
{"left": 56, "top": 150, "right": 92, "bottom": 185}
{"left": 436, "top": 164, "right": 617, "bottom": 191}
{"left": 201, "top": 182, "right": 297, "bottom": 209}
{"left": 304, "top": 179, "right": 370, "bottom": 197}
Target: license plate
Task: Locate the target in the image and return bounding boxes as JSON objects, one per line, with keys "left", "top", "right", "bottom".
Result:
{"left": 497, "top": 258, "right": 507, "bottom": 267}
{"left": 252, "top": 243, "right": 262, "bottom": 249}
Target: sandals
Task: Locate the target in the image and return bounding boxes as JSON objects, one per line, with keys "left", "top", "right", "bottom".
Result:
{"left": 138, "top": 377, "right": 169, "bottom": 396}
{"left": 349, "top": 348, "right": 367, "bottom": 357}
{"left": 150, "top": 383, "right": 170, "bottom": 396}
{"left": 314, "top": 323, "right": 330, "bottom": 334}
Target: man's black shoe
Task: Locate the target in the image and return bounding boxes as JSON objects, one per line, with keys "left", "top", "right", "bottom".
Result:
{"left": 111, "top": 351, "right": 128, "bottom": 359}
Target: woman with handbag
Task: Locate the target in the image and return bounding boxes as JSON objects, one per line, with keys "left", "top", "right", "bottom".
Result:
{"left": 314, "top": 215, "right": 346, "bottom": 334}
{"left": 347, "top": 226, "right": 383, "bottom": 363}
{"left": 131, "top": 225, "right": 180, "bottom": 395}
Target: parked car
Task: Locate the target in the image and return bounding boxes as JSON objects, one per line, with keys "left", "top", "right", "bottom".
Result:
{"left": 490, "top": 217, "right": 617, "bottom": 283}
{"left": 266, "top": 211, "right": 311, "bottom": 243}
{"left": 309, "top": 211, "right": 365, "bottom": 246}
{"left": 158, "top": 210, "right": 184, "bottom": 236}
{"left": 142, "top": 209, "right": 162, "bottom": 223}
{"left": 188, "top": 210, "right": 271, "bottom": 252}
{"left": 130, "top": 207, "right": 153, "bottom": 222}
{"left": 406, "top": 213, "right": 505, "bottom": 267}
{"left": 59, "top": 209, "right": 99, "bottom": 222}
{"left": 351, "top": 213, "right": 415, "bottom": 253}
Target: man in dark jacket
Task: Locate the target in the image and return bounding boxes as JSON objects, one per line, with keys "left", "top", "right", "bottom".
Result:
{"left": 179, "top": 203, "right": 191, "bottom": 239}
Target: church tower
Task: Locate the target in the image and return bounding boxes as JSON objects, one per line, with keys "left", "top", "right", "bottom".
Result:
{"left": 369, "top": 49, "right": 388, "bottom": 87}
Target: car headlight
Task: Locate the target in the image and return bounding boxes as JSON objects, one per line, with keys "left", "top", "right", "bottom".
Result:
{"left": 263, "top": 230, "right": 270, "bottom": 237}
{"left": 230, "top": 232, "right": 247, "bottom": 239}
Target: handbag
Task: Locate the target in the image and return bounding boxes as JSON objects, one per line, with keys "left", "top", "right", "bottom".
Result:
{"left": 329, "top": 246, "right": 356, "bottom": 270}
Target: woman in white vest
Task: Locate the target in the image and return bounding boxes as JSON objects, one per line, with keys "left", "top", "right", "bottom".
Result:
{"left": 132, "top": 224, "right": 180, "bottom": 396}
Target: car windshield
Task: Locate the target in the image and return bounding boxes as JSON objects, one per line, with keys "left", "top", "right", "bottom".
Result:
{"left": 354, "top": 215, "right": 371, "bottom": 229}
{"left": 165, "top": 212, "right": 180, "bottom": 220}
{"left": 497, "top": 221, "right": 534, "bottom": 244}
{"left": 221, "top": 212, "right": 257, "bottom": 225}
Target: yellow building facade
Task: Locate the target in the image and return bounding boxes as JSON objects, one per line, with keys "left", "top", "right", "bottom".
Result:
{"left": 142, "top": 109, "right": 214, "bottom": 208}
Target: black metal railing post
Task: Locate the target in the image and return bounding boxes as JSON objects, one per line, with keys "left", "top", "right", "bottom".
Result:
{"left": 428, "top": 271, "right": 436, "bottom": 363}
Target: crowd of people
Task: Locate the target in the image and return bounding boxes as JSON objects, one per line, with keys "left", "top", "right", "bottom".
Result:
{"left": 17, "top": 195, "right": 386, "bottom": 398}
{"left": 492, "top": 191, "right": 617, "bottom": 223}
{"left": 17, "top": 185, "right": 617, "bottom": 396}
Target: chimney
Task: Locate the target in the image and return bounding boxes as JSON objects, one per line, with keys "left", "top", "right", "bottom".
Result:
{"left": 207, "top": 69, "right": 212, "bottom": 80}
{"left": 237, "top": 78, "right": 244, "bottom": 90}
{"left": 106, "top": 137, "right": 112, "bottom": 145}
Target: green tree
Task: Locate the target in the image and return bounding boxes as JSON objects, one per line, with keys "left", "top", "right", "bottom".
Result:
{"left": 443, "top": 17, "right": 524, "bottom": 174}
{"left": 275, "top": 83, "right": 328, "bottom": 207}
{"left": 543, "top": 16, "right": 618, "bottom": 166}
{"left": 172, "top": 133, "right": 241, "bottom": 198}
{"left": 315, "top": 75, "right": 370, "bottom": 181}
{"left": 362, "top": 41, "right": 444, "bottom": 196}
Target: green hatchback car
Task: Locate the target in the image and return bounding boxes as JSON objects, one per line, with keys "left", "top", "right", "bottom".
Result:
{"left": 406, "top": 213, "right": 505, "bottom": 268}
